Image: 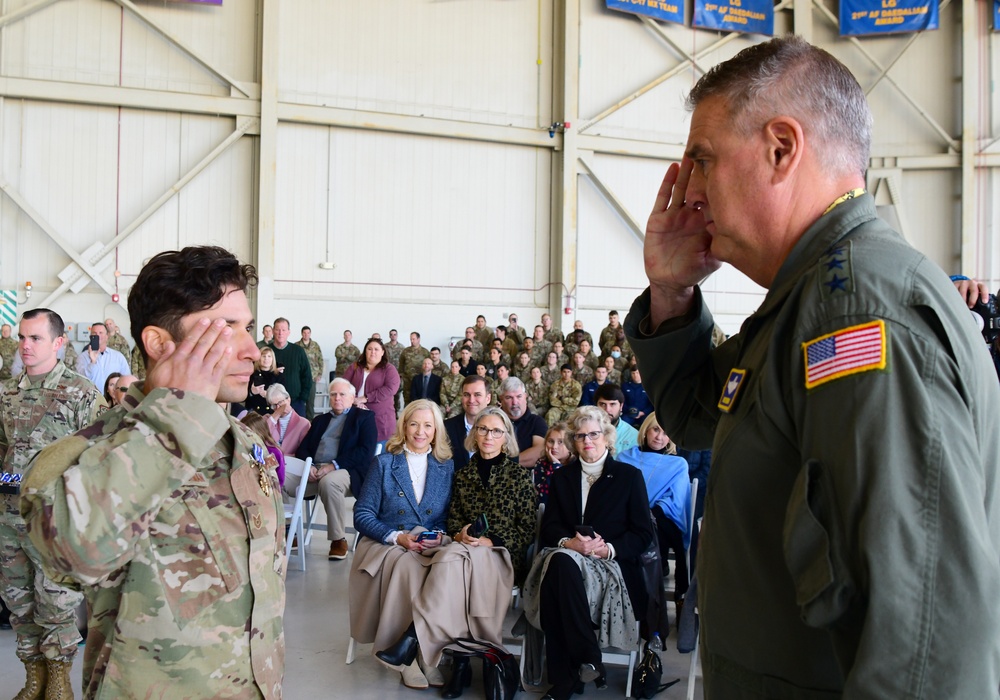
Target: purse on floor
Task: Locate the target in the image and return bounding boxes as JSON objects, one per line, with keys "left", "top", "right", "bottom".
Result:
{"left": 453, "top": 637, "right": 521, "bottom": 700}
{"left": 631, "top": 641, "right": 680, "bottom": 699}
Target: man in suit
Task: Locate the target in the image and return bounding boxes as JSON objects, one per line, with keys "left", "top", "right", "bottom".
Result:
{"left": 290, "top": 377, "right": 378, "bottom": 560}
{"left": 443, "top": 375, "right": 491, "bottom": 470}
{"left": 410, "top": 357, "right": 442, "bottom": 405}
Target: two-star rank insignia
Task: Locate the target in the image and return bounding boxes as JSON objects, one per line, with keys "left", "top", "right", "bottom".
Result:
{"left": 717, "top": 368, "right": 749, "bottom": 413}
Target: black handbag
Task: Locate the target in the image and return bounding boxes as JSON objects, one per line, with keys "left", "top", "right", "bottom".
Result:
{"left": 631, "top": 641, "right": 680, "bottom": 699}
{"left": 454, "top": 637, "right": 521, "bottom": 700}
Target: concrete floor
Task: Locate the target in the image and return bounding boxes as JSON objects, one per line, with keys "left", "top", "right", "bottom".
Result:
{"left": 0, "top": 534, "right": 702, "bottom": 699}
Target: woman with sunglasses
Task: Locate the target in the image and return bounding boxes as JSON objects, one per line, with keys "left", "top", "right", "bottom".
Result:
{"left": 523, "top": 405, "right": 653, "bottom": 700}
{"left": 375, "top": 407, "right": 535, "bottom": 699}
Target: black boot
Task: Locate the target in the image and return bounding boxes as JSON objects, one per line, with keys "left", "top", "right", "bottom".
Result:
{"left": 375, "top": 623, "right": 419, "bottom": 668}
{"left": 441, "top": 654, "right": 472, "bottom": 699}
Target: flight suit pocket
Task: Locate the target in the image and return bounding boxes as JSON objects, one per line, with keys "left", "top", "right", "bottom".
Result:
{"left": 783, "top": 460, "right": 853, "bottom": 628}
{"left": 149, "top": 487, "right": 242, "bottom": 628}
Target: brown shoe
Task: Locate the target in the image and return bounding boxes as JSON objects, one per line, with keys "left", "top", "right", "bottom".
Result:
{"left": 290, "top": 535, "right": 299, "bottom": 551}
{"left": 13, "top": 659, "right": 46, "bottom": 700}
{"left": 44, "top": 659, "right": 74, "bottom": 700}
{"left": 328, "top": 539, "right": 348, "bottom": 560}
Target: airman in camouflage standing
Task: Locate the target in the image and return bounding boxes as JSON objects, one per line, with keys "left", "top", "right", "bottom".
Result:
{"left": 440, "top": 361, "right": 464, "bottom": 418}
{"left": 334, "top": 330, "right": 360, "bottom": 377}
{"left": 473, "top": 315, "right": 493, "bottom": 349}
{"left": 297, "top": 325, "right": 324, "bottom": 419}
{"left": 545, "top": 366, "right": 582, "bottom": 425}
{"left": 1, "top": 308, "right": 104, "bottom": 699}
{"left": 384, "top": 329, "right": 405, "bottom": 410}
{"left": 598, "top": 310, "right": 622, "bottom": 352}
{"left": 104, "top": 318, "right": 131, "bottom": 358}
{"left": 61, "top": 334, "right": 78, "bottom": 372}
{"left": 428, "top": 347, "right": 450, "bottom": 378}
{"left": 399, "top": 331, "right": 431, "bottom": 405}
{"left": 129, "top": 344, "right": 146, "bottom": 380}
{"left": 21, "top": 246, "right": 285, "bottom": 699}
{"left": 541, "top": 313, "right": 562, "bottom": 347}
{"left": 0, "top": 324, "right": 17, "bottom": 382}
{"left": 452, "top": 328, "right": 484, "bottom": 362}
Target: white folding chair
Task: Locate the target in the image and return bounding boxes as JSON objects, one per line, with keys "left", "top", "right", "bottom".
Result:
{"left": 351, "top": 442, "right": 383, "bottom": 553}
{"left": 284, "top": 456, "right": 312, "bottom": 572}
{"left": 686, "top": 478, "right": 700, "bottom": 700}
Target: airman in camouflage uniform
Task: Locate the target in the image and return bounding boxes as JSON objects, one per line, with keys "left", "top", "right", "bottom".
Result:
{"left": 528, "top": 326, "right": 552, "bottom": 366}
{"left": 1, "top": 309, "right": 104, "bottom": 699}
{"left": 513, "top": 353, "right": 534, "bottom": 384}
{"left": 598, "top": 311, "right": 623, "bottom": 352}
{"left": 571, "top": 354, "right": 594, "bottom": 387}
{"left": 20, "top": 246, "right": 285, "bottom": 700}
{"left": 505, "top": 314, "right": 527, "bottom": 348}
{"left": 61, "top": 335, "right": 78, "bottom": 371}
{"left": 104, "top": 318, "right": 131, "bottom": 358}
{"left": 429, "top": 348, "right": 450, "bottom": 378}
{"left": 0, "top": 324, "right": 17, "bottom": 382}
{"left": 525, "top": 368, "right": 550, "bottom": 417}
{"left": 129, "top": 344, "right": 146, "bottom": 381}
{"left": 541, "top": 313, "right": 562, "bottom": 347}
{"left": 399, "top": 332, "right": 431, "bottom": 405}
{"left": 334, "top": 330, "right": 361, "bottom": 377}
{"left": 452, "top": 328, "right": 484, "bottom": 362}
{"left": 297, "top": 327, "right": 325, "bottom": 384}
{"left": 540, "top": 354, "right": 562, "bottom": 386}
{"left": 545, "top": 368, "right": 582, "bottom": 425}
{"left": 577, "top": 340, "right": 601, "bottom": 372}
{"left": 473, "top": 316, "right": 493, "bottom": 349}
{"left": 440, "top": 363, "right": 464, "bottom": 418}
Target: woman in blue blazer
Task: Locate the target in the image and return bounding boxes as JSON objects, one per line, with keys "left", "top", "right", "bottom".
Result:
{"left": 349, "top": 399, "right": 454, "bottom": 690}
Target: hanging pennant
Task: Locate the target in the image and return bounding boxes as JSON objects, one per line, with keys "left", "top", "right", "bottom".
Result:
{"left": 840, "top": 0, "right": 938, "bottom": 36}
{"left": 693, "top": 0, "right": 774, "bottom": 36}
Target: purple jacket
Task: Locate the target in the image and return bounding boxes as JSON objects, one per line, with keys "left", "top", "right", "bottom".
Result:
{"left": 342, "top": 362, "right": 401, "bottom": 441}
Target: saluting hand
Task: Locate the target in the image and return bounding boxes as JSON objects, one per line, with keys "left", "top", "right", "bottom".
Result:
{"left": 145, "top": 318, "right": 233, "bottom": 402}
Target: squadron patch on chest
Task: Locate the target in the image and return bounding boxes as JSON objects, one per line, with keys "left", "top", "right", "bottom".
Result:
{"left": 717, "top": 368, "right": 749, "bottom": 413}
{"left": 803, "top": 320, "right": 886, "bottom": 389}
{"left": 819, "top": 241, "right": 853, "bottom": 297}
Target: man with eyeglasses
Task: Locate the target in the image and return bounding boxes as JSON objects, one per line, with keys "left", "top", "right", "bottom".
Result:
{"left": 113, "top": 375, "right": 139, "bottom": 407}
{"left": 498, "top": 377, "right": 547, "bottom": 468}
{"left": 1, "top": 309, "right": 104, "bottom": 698}
{"left": 594, "top": 383, "right": 638, "bottom": 455}
{"left": 443, "top": 375, "right": 492, "bottom": 470}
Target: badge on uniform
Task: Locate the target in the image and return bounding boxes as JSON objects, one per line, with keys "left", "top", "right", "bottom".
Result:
{"left": 717, "top": 368, "right": 748, "bottom": 413}
{"left": 802, "top": 320, "right": 886, "bottom": 389}
{"left": 251, "top": 443, "right": 271, "bottom": 497}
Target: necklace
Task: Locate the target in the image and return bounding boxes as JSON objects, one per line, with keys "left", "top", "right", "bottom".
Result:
{"left": 585, "top": 472, "right": 600, "bottom": 486}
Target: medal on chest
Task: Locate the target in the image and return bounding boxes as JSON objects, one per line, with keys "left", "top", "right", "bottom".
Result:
{"left": 717, "top": 368, "right": 749, "bottom": 413}
{"left": 251, "top": 443, "right": 271, "bottom": 497}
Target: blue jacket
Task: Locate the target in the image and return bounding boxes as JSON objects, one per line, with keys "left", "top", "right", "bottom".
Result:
{"left": 353, "top": 451, "right": 454, "bottom": 543}
{"left": 617, "top": 446, "right": 692, "bottom": 548}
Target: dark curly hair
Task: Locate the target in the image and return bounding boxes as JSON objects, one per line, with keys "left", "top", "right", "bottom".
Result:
{"left": 128, "top": 246, "right": 258, "bottom": 364}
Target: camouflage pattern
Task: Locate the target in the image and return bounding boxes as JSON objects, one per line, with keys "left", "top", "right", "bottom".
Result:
{"left": 62, "top": 342, "right": 78, "bottom": 372}
{"left": 598, "top": 324, "right": 621, "bottom": 352}
{"left": 439, "top": 373, "right": 464, "bottom": 419}
{"left": 430, "top": 359, "right": 450, "bottom": 378}
{"left": 451, "top": 339, "right": 483, "bottom": 363}
{"left": 607, "top": 368, "right": 623, "bottom": 386}
{"left": 399, "top": 346, "right": 430, "bottom": 404}
{"left": 543, "top": 327, "right": 563, "bottom": 346}
{"left": 580, "top": 351, "right": 601, "bottom": 372}
{"left": 297, "top": 339, "right": 325, "bottom": 382}
{"left": 107, "top": 332, "right": 130, "bottom": 358}
{"left": 528, "top": 340, "right": 552, "bottom": 367}
{"left": 384, "top": 340, "right": 404, "bottom": 370}
{"left": 545, "top": 378, "right": 582, "bottom": 425}
{"left": 601, "top": 337, "right": 633, "bottom": 363}
{"left": 525, "top": 378, "right": 551, "bottom": 417}
{"left": 540, "top": 365, "right": 562, "bottom": 387}
{"left": 474, "top": 326, "right": 493, "bottom": 349}
{"left": 564, "top": 330, "right": 593, "bottom": 348}
{"left": 500, "top": 337, "right": 520, "bottom": 361}
{"left": 506, "top": 325, "right": 527, "bottom": 348}
{"left": 0, "top": 337, "right": 17, "bottom": 381}
{"left": 513, "top": 362, "right": 534, "bottom": 385}
{"left": 571, "top": 365, "right": 594, "bottom": 387}
{"left": 20, "top": 385, "right": 286, "bottom": 699}
{"left": 334, "top": 342, "right": 360, "bottom": 377}
{"left": 564, "top": 340, "right": 580, "bottom": 358}
{"left": 0, "top": 361, "right": 104, "bottom": 663}
{"left": 129, "top": 345, "right": 146, "bottom": 381}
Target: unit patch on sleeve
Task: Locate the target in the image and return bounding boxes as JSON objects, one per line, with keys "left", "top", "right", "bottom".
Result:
{"left": 717, "top": 368, "right": 748, "bottom": 412}
{"left": 802, "top": 320, "right": 887, "bottom": 389}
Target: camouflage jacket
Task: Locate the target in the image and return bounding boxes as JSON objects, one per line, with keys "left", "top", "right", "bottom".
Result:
{"left": 384, "top": 341, "right": 404, "bottom": 369}
{"left": 334, "top": 343, "right": 360, "bottom": 376}
{"left": 543, "top": 328, "right": 563, "bottom": 346}
{"left": 431, "top": 359, "right": 450, "bottom": 378}
{"left": 108, "top": 332, "right": 131, "bottom": 358}
{"left": 0, "top": 362, "right": 104, "bottom": 519}
{"left": 571, "top": 366, "right": 594, "bottom": 386}
{"left": 548, "top": 379, "right": 582, "bottom": 411}
{"left": 525, "top": 379, "right": 550, "bottom": 415}
{"left": 528, "top": 341, "right": 552, "bottom": 367}
{"left": 0, "top": 337, "right": 17, "bottom": 381}
{"left": 540, "top": 365, "right": 561, "bottom": 387}
{"left": 399, "top": 346, "right": 431, "bottom": 383}
{"left": 451, "top": 339, "right": 484, "bottom": 363}
{"left": 130, "top": 345, "right": 146, "bottom": 380}
{"left": 474, "top": 326, "right": 494, "bottom": 349}
{"left": 63, "top": 342, "right": 79, "bottom": 371}
{"left": 296, "top": 339, "right": 324, "bottom": 381}
{"left": 439, "top": 374, "right": 464, "bottom": 418}
{"left": 20, "top": 386, "right": 285, "bottom": 699}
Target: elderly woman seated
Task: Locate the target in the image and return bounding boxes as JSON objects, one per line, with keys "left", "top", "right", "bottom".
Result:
{"left": 265, "top": 383, "right": 310, "bottom": 456}
{"left": 367, "top": 406, "right": 536, "bottom": 698}
{"left": 522, "top": 406, "right": 653, "bottom": 700}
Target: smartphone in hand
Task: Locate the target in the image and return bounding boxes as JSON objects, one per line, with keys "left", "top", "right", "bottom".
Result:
{"left": 576, "top": 524, "right": 596, "bottom": 538}
{"left": 468, "top": 513, "right": 489, "bottom": 538}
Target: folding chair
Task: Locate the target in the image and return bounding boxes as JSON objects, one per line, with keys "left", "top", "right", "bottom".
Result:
{"left": 351, "top": 442, "right": 383, "bottom": 553}
{"left": 284, "top": 456, "right": 312, "bottom": 571}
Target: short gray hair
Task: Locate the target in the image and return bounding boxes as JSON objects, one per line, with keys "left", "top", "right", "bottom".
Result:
{"left": 687, "top": 36, "right": 872, "bottom": 178}
{"left": 566, "top": 405, "right": 617, "bottom": 457}
{"left": 329, "top": 377, "right": 356, "bottom": 396}
{"left": 265, "top": 383, "right": 290, "bottom": 404}
{"left": 498, "top": 376, "right": 526, "bottom": 396}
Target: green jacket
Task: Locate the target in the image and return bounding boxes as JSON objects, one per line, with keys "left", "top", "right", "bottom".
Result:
{"left": 626, "top": 194, "right": 1000, "bottom": 698}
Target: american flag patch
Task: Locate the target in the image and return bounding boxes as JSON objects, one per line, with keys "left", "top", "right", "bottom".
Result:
{"left": 802, "top": 320, "right": 887, "bottom": 389}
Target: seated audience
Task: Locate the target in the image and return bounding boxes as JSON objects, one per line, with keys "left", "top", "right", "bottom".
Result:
{"left": 241, "top": 411, "right": 286, "bottom": 486}
{"left": 289, "top": 378, "right": 378, "bottom": 560}
{"left": 546, "top": 365, "right": 582, "bottom": 425}
{"left": 444, "top": 375, "right": 492, "bottom": 471}
{"left": 374, "top": 407, "right": 535, "bottom": 699}
{"left": 456, "top": 346, "right": 479, "bottom": 377}
{"left": 113, "top": 375, "right": 138, "bottom": 407}
{"left": 570, "top": 352, "right": 594, "bottom": 386}
{"left": 525, "top": 365, "right": 550, "bottom": 416}
{"left": 541, "top": 351, "right": 561, "bottom": 386}
{"left": 621, "top": 366, "right": 653, "bottom": 428}
{"left": 580, "top": 366, "right": 609, "bottom": 406}
{"left": 513, "top": 351, "right": 533, "bottom": 383}
{"left": 498, "top": 377, "right": 547, "bottom": 468}
{"left": 522, "top": 406, "right": 653, "bottom": 700}
{"left": 603, "top": 356, "right": 621, "bottom": 386}
{"left": 440, "top": 361, "right": 464, "bottom": 418}
{"left": 266, "top": 383, "right": 310, "bottom": 457}
{"left": 102, "top": 372, "right": 122, "bottom": 406}
{"left": 616, "top": 414, "right": 692, "bottom": 614}
{"left": 532, "top": 422, "right": 570, "bottom": 506}
{"left": 595, "top": 383, "right": 638, "bottom": 454}
{"left": 246, "top": 346, "right": 280, "bottom": 415}
{"left": 350, "top": 400, "right": 454, "bottom": 689}
{"left": 343, "top": 337, "right": 401, "bottom": 443}
{"left": 410, "top": 357, "right": 442, "bottom": 404}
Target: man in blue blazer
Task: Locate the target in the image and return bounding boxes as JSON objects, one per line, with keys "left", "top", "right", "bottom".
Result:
{"left": 290, "top": 378, "right": 378, "bottom": 560}
{"left": 409, "top": 358, "right": 442, "bottom": 405}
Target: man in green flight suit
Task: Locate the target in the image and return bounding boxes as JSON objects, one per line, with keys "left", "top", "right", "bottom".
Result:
{"left": 625, "top": 37, "right": 1000, "bottom": 698}
{"left": 21, "top": 246, "right": 286, "bottom": 699}
{"left": 1, "top": 308, "right": 104, "bottom": 699}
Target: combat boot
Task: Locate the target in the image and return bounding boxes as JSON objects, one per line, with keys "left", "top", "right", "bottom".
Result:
{"left": 44, "top": 659, "right": 73, "bottom": 700}
{"left": 12, "top": 659, "right": 46, "bottom": 700}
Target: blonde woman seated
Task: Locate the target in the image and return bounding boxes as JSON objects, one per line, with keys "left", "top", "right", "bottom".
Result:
{"left": 373, "top": 407, "right": 536, "bottom": 699}
{"left": 522, "top": 406, "right": 654, "bottom": 700}
{"left": 351, "top": 399, "right": 454, "bottom": 689}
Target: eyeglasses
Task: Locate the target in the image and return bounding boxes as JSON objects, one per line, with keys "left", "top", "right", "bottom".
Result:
{"left": 572, "top": 431, "right": 603, "bottom": 443}
{"left": 269, "top": 399, "right": 288, "bottom": 409}
{"left": 115, "top": 387, "right": 128, "bottom": 393}
{"left": 475, "top": 426, "right": 505, "bottom": 438}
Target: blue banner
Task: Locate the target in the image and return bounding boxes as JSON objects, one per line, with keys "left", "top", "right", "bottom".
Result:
{"left": 606, "top": 0, "right": 684, "bottom": 24}
{"left": 995, "top": 0, "right": 1000, "bottom": 31}
{"left": 839, "top": 0, "right": 938, "bottom": 36}
{"left": 693, "top": 0, "right": 774, "bottom": 35}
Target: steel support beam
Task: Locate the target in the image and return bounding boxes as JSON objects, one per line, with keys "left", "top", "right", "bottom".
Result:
{"left": 577, "top": 152, "right": 645, "bottom": 246}
{"left": 0, "top": 0, "right": 59, "bottom": 29}
{"left": 960, "top": 0, "right": 978, "bottom": 275}
{"left": 255, "top": 0, "right": 279, "bottom": 322}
